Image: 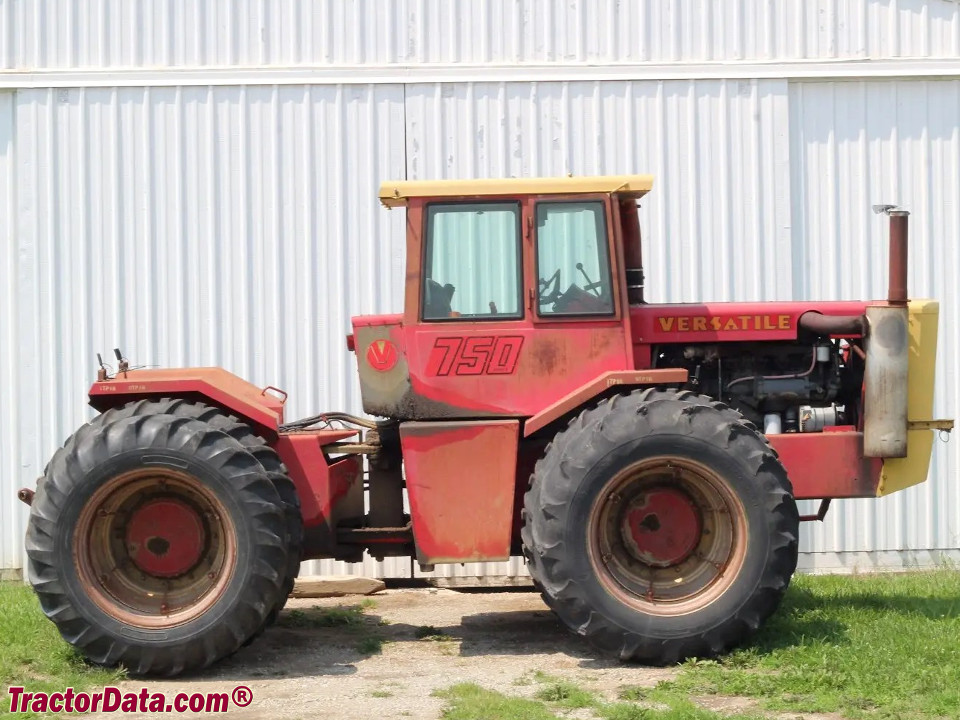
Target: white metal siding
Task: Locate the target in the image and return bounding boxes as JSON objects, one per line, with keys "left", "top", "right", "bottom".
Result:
{"left": 789, "top": 80, "right": 960, "bottom": 556}
{"left": 404, "top": 79, "right": 793, "bottom": 305}
{"left": 6, "top": 84, "right": 410, "bottom": 576}
{"left": 1, "top": 1, "right": 958, "bottom": 579}
{"left": 2, "top": 0, "right": 959, "bottom": 69}
{"left": 0, "top": 89, "right": 18, "bottom": 571}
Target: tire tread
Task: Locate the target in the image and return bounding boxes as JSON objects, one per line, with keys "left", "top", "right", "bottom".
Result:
{"left": 521, "top": 388, "right": 798, "bottom": 664}
{"left": 26, "top": 413, "right": 288, "bottom": 675}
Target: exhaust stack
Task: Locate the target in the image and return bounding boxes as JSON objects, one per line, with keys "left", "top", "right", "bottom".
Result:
{"left": 887, "top": 210, "right": 909, "bottom": 305}
{"left": 863, "top": 206, "right": 910, "bottom": 458}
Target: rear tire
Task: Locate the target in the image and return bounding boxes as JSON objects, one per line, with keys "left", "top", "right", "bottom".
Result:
{"left": 26, "top": 414, "right": 288, "bottom": 675}
{"left": 87, "top": 399, "right": 302, "bottom": 633}
{"left": 522, "top": 388, "right": 798, "bottom": 664}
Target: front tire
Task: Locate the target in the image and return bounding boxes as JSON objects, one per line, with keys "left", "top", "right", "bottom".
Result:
{"left": 26, "top": 414, "right": 288, "bottom": 675}
{"left": 522, "top": 389, "right": 798, "bottom": 664}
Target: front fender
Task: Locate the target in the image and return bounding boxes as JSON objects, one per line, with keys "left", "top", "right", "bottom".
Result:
{"left": 88, "top": 367, "right": 285, "bottom": 438}
{"left": 523, "top": 368, "right": 688, "bottom": 437}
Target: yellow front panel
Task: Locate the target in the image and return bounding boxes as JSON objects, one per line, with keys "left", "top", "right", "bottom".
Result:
{"left": 877, "top": 299, "right": 940, "bottom": 496}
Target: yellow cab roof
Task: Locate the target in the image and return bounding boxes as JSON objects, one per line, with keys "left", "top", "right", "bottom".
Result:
{"left": 378, "top": 174, "right": 654, "bottom": 207}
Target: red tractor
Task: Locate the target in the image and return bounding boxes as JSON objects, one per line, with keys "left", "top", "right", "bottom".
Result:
{"left": 21, "top": 176, "right": 950, "bottom": 675}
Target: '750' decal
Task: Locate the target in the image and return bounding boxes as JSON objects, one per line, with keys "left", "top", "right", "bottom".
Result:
{"left": 426, "top": 336, "right": 524, "bottom": 376}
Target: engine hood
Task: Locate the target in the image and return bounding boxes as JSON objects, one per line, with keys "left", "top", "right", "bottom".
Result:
{"left": 631, "top": 300, "right": 870, "bottom": 344}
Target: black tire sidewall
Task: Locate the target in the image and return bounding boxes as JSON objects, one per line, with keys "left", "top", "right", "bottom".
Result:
{"left": 83, "top": 399, "right": 300, "bottom": 639}
{"left": 55, "top": 448, "right": 259, "bottom": 648}
{"left": 564, "top": 433, "right": 772, "bottom": 639}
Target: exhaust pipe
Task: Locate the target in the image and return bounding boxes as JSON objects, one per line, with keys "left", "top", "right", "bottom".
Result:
{"left": 863, "top": 206, "right": 910, "bottom": 458}
{"left": 887, "top": 210, "right": 909, "bottom": 305}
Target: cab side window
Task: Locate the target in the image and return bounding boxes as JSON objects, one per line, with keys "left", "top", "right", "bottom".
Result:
{"left": 536, "top": 201, "right": 614, "bottom": 316}
{"left": 422, "top": 202, "right": 522, "bottom": 321}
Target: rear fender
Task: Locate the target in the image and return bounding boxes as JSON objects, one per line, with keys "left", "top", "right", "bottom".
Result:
{"left": 90, "top": 368, "right": 370, "bottom": 559}
{"left": 89, "top": 368, "right": 286, "bottom": 438}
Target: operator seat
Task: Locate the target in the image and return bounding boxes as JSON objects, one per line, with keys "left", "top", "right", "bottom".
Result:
{"left": 424, "top": 279, "right": 456, "bottom": 318}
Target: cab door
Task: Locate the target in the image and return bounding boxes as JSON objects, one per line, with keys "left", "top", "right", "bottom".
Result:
{"left": 401, "top": 195, "right": 632, "bottom": 419}
{"left": 524, "top": 195, "right": 634, "bottom": 406}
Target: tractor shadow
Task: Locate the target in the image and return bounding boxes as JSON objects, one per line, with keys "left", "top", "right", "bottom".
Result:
{"left": 729, "top": 585, "right": 850, "bottom": 656}
{"left": 160, "top": 581, "right": 933, "bottom": 682}
{"left": 819, "top": 590, "right": 960, "bottom": 621}
{"left": 171, "top": 592, "right": 600, "bottom": 682}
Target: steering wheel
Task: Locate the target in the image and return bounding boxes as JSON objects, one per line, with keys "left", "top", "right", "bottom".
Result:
{"left": 576, "top": 262, "right": 603, "bottom": 297}
{"left": 539, "top": 268, "right": 562, "bottom": 306}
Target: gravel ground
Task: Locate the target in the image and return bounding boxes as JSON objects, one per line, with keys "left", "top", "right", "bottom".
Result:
{"left": 89, "top": 588, "right": 678, "bottom": 720}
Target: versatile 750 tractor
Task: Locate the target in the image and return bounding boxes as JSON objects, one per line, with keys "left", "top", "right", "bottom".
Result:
{"left": 22, "top": 176, "right": 950, "bottom": 675}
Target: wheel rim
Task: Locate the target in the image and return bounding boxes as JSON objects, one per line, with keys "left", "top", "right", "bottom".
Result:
{"left": 587, "top": 456, "right": 747, "bottom": 617}
{"left": 74, "top": 468, "right": 237, "bottom": 629}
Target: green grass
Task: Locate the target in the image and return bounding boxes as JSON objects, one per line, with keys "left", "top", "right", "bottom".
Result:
{"left": 356, "top": 635, "right": 384, "bottom": 655}
{"left": 437, "top": 570, "right": 960, "bottom": 720}
{"left": 532, "top": 673, "right": 595, "bottom": 709}
{"left": 437, "top": 680, "right": 764, "bottom": 720}
{"left": 436, "top": 684, "right": 558, "bottom": 720}
{"left": 658, "top": 570, "right": 960, "bottom": 719}
{"left": 617, "top": 685, "right": 647, "bottom": 702}
{"left": 0, "top": 582, "right": 123, "bottom": 717}
{"left": 277, "top": 601, "right": 387, "bottom": 654}
{"left": 278, "top": 603, "right": 368, "bottom": 628}
{"left": 416, "top": 625, "right": 456, "bottom": 642}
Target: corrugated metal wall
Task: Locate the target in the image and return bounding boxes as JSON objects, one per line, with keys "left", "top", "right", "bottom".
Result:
{"left": 404, "top": 80, "right": 793, "bottom": 304}
{"left": 2, "top": 0, "right": 959, "bottom": 68}
{"left": 789, "top": 80, "right": 960, "bottom": 559}
{"left": 5, "top": 84, "right": 411, "bottom": 576}
{"left": 0, "top": 88, "right": 17, "bottom": 573}
{"left": 1, "top": 0, "right": 958, "bottom": 578}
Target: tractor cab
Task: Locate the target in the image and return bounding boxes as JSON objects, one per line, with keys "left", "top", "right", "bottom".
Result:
{"left": 352, "top": 176, "right": 657, "bottom": 421}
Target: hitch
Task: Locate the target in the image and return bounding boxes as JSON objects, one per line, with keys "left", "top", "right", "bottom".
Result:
{"left": 907, "top": 419, "right": 954, "bottom": 432}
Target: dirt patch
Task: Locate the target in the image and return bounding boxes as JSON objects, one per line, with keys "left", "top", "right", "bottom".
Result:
{"left": 692, "top": 694, "right": 846, "bottom": 720}
{"left": 88, "top": 588, "right": 678, "bottom": 719}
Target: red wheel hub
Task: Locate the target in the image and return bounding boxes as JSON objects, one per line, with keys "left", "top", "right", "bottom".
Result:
{"left": 621, "top": 488, "right": 702, "bottom": 567}
{"left": 126, "top": 499, "right": 206, "bottom": 577}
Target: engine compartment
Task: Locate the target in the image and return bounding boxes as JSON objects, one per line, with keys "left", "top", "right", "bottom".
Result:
{"left": 654, "top": 340, "right": 865, "bottom": 433}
